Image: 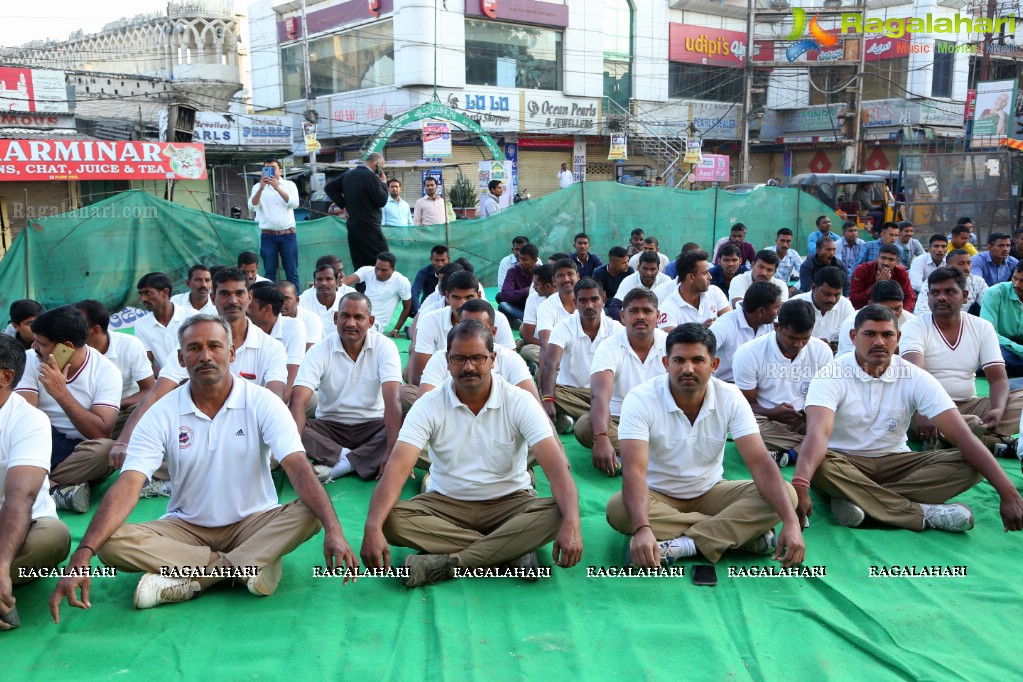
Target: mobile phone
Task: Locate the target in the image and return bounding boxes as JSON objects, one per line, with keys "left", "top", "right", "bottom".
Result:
{"left": 262, "top": 166, "right": 275, "bottom": 179}
{"left": 692, "top": 564, "right": 717, "bottom": 587}
{"left": 0, "top": 606, "right": 20, "bottom": 629}
{"left": 51, "top": 343, "right": 75, "bottom": 371}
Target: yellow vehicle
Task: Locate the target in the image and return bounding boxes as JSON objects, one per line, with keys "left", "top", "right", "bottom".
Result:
{"left": 864, "top": 169, "right": 940, "bottom": 227}
{"left": 788, "top": 173, "right": 897, "bottom": 231}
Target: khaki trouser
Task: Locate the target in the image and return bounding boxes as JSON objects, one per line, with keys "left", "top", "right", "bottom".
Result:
{"left": 10, "top": 517, "right": 71, "bottom": 585}
{"left": 811, "top": 449, "right": 983, "bottom": 530}
{"left": 554, "top": 385, "right": 591, "bottom": 420}
{"left": 382, "top": 490, "right": 561, "bottom": 567}
{"left": 113, "top": 406, "right": 136, "bottom": 440}
{"left": 519, "top": 344, "right": 540, "bottom": 366}
{"left": 98, "top": 500, "right": 321, "bottom": 592}
{"left": 574, "top": 415, "right": 620, "bottom": 452}
{"left": 50, "top": 439, "right": 115, "bottom": 488}
{"left": 755, "top": 415, "right": 807, "bottom": 453}
{"left": 303, "top": 418, "right": 388, "bottom": 480}
{"left": 400, "top": 384, "right": 420, "bottom": 415}
{"left": 956, "top": 393, "right": 1023, "bottom": 439}
{"left": 606, "top": 480, "right": 795, "bottom": 563}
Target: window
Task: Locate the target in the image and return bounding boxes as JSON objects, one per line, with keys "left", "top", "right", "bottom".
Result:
{"left": 603, "top": 0, "right": 633, "bottom": 107}
{"left": 863, "top": 57, "right": 908, "bottom": 100}
{"left": 669, "top": 63, "right": 744, "bottom": 102}
{"left": 281, "top": 20, "right": 394, "bottom": 101}
{"left": 931, "top": 41, "right": 954, "bottom": 98}
{"left": 465, "top": 19, "right": 562, "bottom": 90}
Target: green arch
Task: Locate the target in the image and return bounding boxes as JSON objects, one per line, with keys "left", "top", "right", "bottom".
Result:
{"left": 360, "top": 100, "right": 505, "bottom": 161}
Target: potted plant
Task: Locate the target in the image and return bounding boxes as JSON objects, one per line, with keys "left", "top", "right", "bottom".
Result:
{"left": 449, "top": 170, "right": 478, "bottom": 219}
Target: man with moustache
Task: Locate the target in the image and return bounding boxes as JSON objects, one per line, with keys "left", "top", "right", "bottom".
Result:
{"left": 608, "top": 251, "right": 672, "bottom": 321}
{"left": 299, "top": 264, "right": 355, "bottom": 334}
{"left": 791, "top": 267, "right": 854, "bottom": 351}
{"left": 133, "top": 272, "right": 189, "bottom": 376}
{"left": 658, "top": 251, "right": 731, "bottom": 332}
{"left": 170, "top": 265, "right": 217, "bottom": 318}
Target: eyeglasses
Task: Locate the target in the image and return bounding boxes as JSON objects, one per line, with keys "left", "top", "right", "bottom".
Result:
{"left": 447, "top": 354, "right": 490, "bottom": 367}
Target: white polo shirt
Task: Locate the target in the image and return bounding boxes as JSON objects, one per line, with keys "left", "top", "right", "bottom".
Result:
{"left": 709, "top": 310, "right": 774, "bottom": 382}
{"left": 791, "top": 291, "right": 855, "bottom": 344}
{"left": 535, "top": 294, "right": 574, "bottom": 334}
{"left": 398, "top": 374, "right": 552, "bottom": 501}
{"left": 134, "top": 303, "right": 190, "bottom": 368}
{"left": 805, "top": 353, "right": 955, "bottom": 457}
{"left": 0, "top": 392, "right": 57, "bottom": 520}
{"left": 618, "top": 375, "right": 760, "bottom": 499}
{"left": 733, "top": 332, "right": 834, "bottom": 410}
{"left": 353, "top": 266, "right": 412, "bottom": 332}
{"left": 414, "top": 306, "right": 515, "bottom": 354}
{"left": 298, "top": 285, "right": 355, "bottom": 335}
{"left": 522, "top": 289, "right": 546, "bottom": 326}
{"left": 418, "top": 290, "right": 445, "bottom": 317}
{"left": 16, "top": 347, "right": 121, "bottom": 440}
{"left": 628, "top": 251, "right": 670, "bottom": 272}
{"left": 270, "top": 314, "right": 307, "bottom": 366}
{"left": 548, "top": 313, "right": 622, "bottom": 388}
{"left": 590, "top": 327, "right": 667, "bottom": 416}
{"left": 294, "top": 307, "right": 323, "bottom": 345}
{"left": 123, "top": 378, "right": 303, "bottom": 527}
{"left": 159, "top": 321, "right": 288, "bottom": 388}
{"left": 103, "top": 331, "right": 153, "bottom": 401}
{"left": 899, "top": 312, "right": 1002, "bottom": 401}
{"left": 727, "top": 271, "right": 789, "bottom": 305}
{"left": 652, "top": 278, "right": 680, "bottom": 304}
{"left": 659, "top": 286, "right": 730, "bottom": 329}
{"left": 836, "top": 309, "right": 915, "bottom": 356}
{"left": 612, "top": 271, "right": 672, "bottom": 302}
{"left": 169, "top": 292, "right": 217, "bottom": 318}
{"left": 421, "top": 344, "right": 532, "bottom": 389}
{"left": 914, "top": 274, "right": 987, "bottom": 314}
{"left": 294, "top": 330, "right": 402, "bottom": 424}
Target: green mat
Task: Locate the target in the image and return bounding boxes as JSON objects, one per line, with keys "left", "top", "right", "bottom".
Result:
{"left": 7, "top": 298, "right": 1022, "bottom": 680}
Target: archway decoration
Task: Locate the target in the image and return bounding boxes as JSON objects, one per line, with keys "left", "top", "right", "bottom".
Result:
{"left": 360, "top": 100, "right": 505, "bottom": 161}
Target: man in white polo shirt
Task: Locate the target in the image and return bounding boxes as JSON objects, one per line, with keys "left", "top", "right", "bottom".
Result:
{"left": 836, "top": 281, "right": 914, "bottom": 357}
{"left": 279, "top": 281, "right": 322, "bottom": 349}
{"left": 289, "top": 293, "right": 402, "bottom": 483}
{"left": 539, "top": 278, "right": 622, "bottom": 434}
{"left": 794, "top": 304, "right": 1023, "bottom": 533}
{"left": 517, "top": 264, "right": 557, "bottom": 368}
{"left": 734, "top": 299, "right": 834, "bottom": 467}
{"left": 299, "top": 264, "right": 355, "bottom": 335}
{"left": 575, "top": 287, "right": 666, "bottom": 476}
{"left": 534, "top": 259, "right": 579, "bottom": 377}
{"left": 608, "top": 251, "right": 672, "bottom": 321}
{"left": 790, "top": 266, "right": 853, "bottom": 352}
{"left": 16, "top": 306, "right": 121, "bottom": 515}
{"left": 710, "top": 281, "right": 782, "bottom": 382}
{"left": 900, "top": 266, "right": 1023, "bottom": 454}
{"left": 340, "top": 251, "right": 412, "bottom": 336}
{"left": 607, "top": 324, "right": 805, "bottom": 567}
{"left": 247, "top": 282, "right": 307, "bottom": 404}
{"left": 360, "top": 321, "right": 582, "bottom": 587}
{"left": 49, "top": 315, "right": 357, "bottom": 615}
{"left": 0, "top": 335, "right": 70, "bottom": 630}
{"left": 658, "top": 251, "right": 731, "bottom": 332}
{"left": 74, "top": 300, "right": 155, "bottom": 438}
{"left": 170, "top": 265, "right": 217, "bottom": 318}
{"left": 727, "top": 250, "right": 790, "bottom": 307}
{"left": 134, "top": 272, "right": 190, "bottom": 376}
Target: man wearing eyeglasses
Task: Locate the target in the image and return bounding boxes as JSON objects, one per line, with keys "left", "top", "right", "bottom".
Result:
{"left": 288, "top": 293, "right": 403, "bottom": 483}
{"left": 360, "top": 320, "right": 583, "bottom": 587}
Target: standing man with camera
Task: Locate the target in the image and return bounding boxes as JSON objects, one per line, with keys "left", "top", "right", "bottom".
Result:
{"left": 325, "top": 153, "right": 390, "bottom": 271}
{"left": 249, "top": 160, "right": 300, "bottom": 288}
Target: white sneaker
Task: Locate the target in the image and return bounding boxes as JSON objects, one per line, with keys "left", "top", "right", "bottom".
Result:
{"left": 657, "top": 536, "right": 697, "bottom": 565}
{"left": 555, "top": 414, "right": 575, "bottom": 435}
{"left": 133, "top": 573, "right": 199, "bottom": 609}
{"left": 139, "top": 479, "right": 173, "bottom": 498}
{"left": 830, "top": 498, "right": 866, "bottom": 528}
{"left": 922, "top": 503, "right": 975, "bottom": 532}
{"left": 246, "top": 558, "right": 283, "bottom": 596}
{"left": 51, "top": 484, "right": 90, "bottom": 513}
{"left": 312, "top": 465, "right": 333, "bottom": 484}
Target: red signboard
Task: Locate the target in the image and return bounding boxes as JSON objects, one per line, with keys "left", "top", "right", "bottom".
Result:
{"left": 808, "top": 150, "right": 832, "bottom": 173}
{"left": 481, "top": 0, "right": 498, "bottom": 18}
{"left": 807, "top": 35, "right": 912, "bottom": 61}
{"left": 668, "top": 23, "right": 774, "bottom": 67}
{"left": 0, "top": 141, "right": 207, "bottom": 181}
{"left": 517, "top": 135, "right": 574, "bottom": 149}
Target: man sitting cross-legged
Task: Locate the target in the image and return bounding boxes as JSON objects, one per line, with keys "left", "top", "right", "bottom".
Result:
{"left": 658, "top": 250, "right": 731, "bottom": 332}
{"left": 575, "top": 287, "right": 666, "bottom": 476}
{"left": 247, "top": 282, "right": 307, "bottom": 404}
{"left": 289, "top": 293, "right": 402, "bottom": 483}
{"left": 836, "top": 280, "right": 914, "bottom": 357}
{"left": 733, "top": 299, "right": 834, "bottom": 467}
{"left": 48, "top": 315, "right": 358, "bottom": 615}
{"left": 360, "top": 321, "right": 583, "bottom": 587}
{"left": 710, "top": 281, "right": 782, "bottom": 383}
{"left": 900, "top": 267, "right": 1023, "bottom": 456}
{"left": 793, "top": 304, "right": 1023, "bottom": 533}
{"left": 606, "top": 324, "right": 805, "bottom": 567}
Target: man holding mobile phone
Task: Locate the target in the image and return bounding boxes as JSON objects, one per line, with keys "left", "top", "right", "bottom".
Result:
{"left": 15, "top": 307, "right": 121, "bottom": 514}
{"left": 324, "top": 153, "right": 390, "bottom": 271}
{"left": 249, "top": 159, "right": 300, "bottom": 288}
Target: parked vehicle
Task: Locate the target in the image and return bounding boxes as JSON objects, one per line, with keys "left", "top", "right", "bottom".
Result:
{"left": 788, "top": 173, "right": 896, "bottom": 230}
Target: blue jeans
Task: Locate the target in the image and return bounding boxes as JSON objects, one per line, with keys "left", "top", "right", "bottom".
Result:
{"left": 498, "top": 302, "right": 524, "bottom": 322}
{"left": 260, "top": 231, "right": 299, "bottom": 287}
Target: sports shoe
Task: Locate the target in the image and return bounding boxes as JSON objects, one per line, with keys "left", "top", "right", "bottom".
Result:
{"left": 312, "top": 465, "right": 333, "bottom": 484}
{"left": 555, "top": 414, "right": 575, "bottom": 435}
{"left": 503, "top": 551, "right": 541, "bottom": 581}
{"left": 768, "top": 450, "right": 790, "bottom": 467}
{"left": 922, "top": 503, "right": 975, "bottom": 532}
{"left": 51, "top": 484, "right": 90, "bottom": 513}
{"left": 627, "top": 536, "right": 697, "bottom": 567}
{"left": 247, "top": 558, "right": 283, "bottom": 596}
{"left": 738, "top": 529, "right": 777, "bottom": 555}
{"left": 133, "top": 573, "right": 200, "bottom": 609}
{"left": 403, "top": 553, "right": 458, "bottom": 587}
{"left": 139, "top": 479, "right": 173, "bottom": 498}
{"left": 993, "top": 437, "right": 1018, "bottom": 459}
{"left": 830, "top": 498, "right": 866, "bottom": 528}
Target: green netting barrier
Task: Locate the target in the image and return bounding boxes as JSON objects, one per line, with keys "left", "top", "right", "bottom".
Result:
{"left": 0, "top": 184, "right": 836, "bottom": 316}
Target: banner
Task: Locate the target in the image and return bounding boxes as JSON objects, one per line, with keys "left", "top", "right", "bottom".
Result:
{"left": 422, "top": 120, "right": 452, "bottom": 158}
{"left": 0, "top": 141, "right": 207, "bottom": 181}
{"left": 971, "top": 80, "right": 1016, "bottom": 138}
{"left": 0, "top": 67, "right": 69, "bottom": 114}
{"left": 192, "top": 113, "right": 294, "bottom": 146}
{"left": 573, "top": 138, "right": 587, "bottom": 182}
{"left": 302, "top": 122, "right": 320, "bottom": 154}
{"left": 683, "top": 137, "right": 703, "bottom": 165}
{"left": 692, "top": 154, "right": 729, "bottom": 182}
{"left": 608, "top": 133, "right": 628, "bottom": 161}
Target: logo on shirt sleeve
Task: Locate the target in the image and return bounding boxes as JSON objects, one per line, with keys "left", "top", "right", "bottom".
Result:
{"left": 179, "top": 426, "right": 194, "bottom": 449}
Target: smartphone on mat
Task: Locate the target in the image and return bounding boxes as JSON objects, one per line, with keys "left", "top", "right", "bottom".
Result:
{"left": 692, "top": 564, "right": 717, "bottom": 587}
{"left": 51, "top": 343, "right": 74, "bottom": 371}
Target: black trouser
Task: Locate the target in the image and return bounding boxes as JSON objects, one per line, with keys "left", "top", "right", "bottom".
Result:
{"left": 346, "top": 221, "right": 389, "bottom": 271}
